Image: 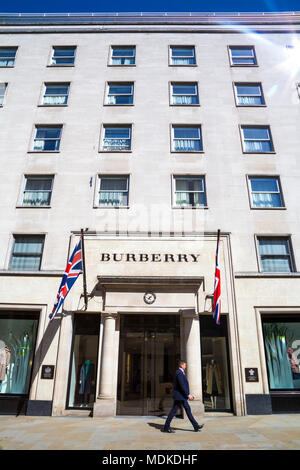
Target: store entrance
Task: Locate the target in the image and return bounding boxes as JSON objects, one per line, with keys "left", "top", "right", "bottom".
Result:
{"left": 117, "top": 314, "right": 180, "bottom": 416}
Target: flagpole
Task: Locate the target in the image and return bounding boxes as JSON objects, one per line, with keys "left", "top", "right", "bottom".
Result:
{"left": 81, "top": 228, "right": 88, "bottom": 311}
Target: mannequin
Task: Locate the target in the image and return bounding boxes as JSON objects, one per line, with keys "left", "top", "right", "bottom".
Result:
{"left": 0, "top": 341, "right": 11, "bottom": 393}
{"left": 205, "top": 359, "right": 223, "bottom": 409}
{"left": 287, "top": 347, "right": 300, "bottom": 379}
{"left": 79, "top": 359, "right": 95, "bottom": 406}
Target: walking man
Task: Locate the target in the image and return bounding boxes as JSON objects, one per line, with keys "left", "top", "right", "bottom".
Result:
{"left": 163, "top": 360, "right": 204, "bottom": 434}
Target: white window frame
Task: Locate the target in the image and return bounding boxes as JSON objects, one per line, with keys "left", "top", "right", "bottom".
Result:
{"left": 21, "top": 175, "right": 54, "bottom": 207}
{"left": 229, "top": 46, "right": 257, "bottom": 66}
{"left": 9, "top": 234, "right": 45, "bottom": 271}
{"left": 171, "top": 125, "right": 203, "bottom": 153}
{"left": 0, "top": 83, "right": 7, "bottom": 106}
{"left": 170, "top": 82, "right": 199, "bottom": 106}
{"left": 169, "top": 46, "right": 196, "bottom": 66}
{"left": 50, "top": 46, "right": 76, "bottom": 66}
{"left": 109, "top": 46, "right": 136, "bottom": 66}
{"left": 97, "top": 175, "right": 130, "bottom": 208}
{"left": 0, "top": 47, "right": 18, "bottom": 67}
{"left": 240, "top": 126, "right": 274, "bottom": 153}
{"left": 173, "top": 175, "right": 207, "bottom": 208}
{"left": 105, "top": 82, "right": 134, "bottom": 105}
{"left": 31, "top": 125, "right": 63, "bottom": 152}
{"left": 234, "top": 82, "right": 265, "bottom": 106}
{"left": 256, "top": 236, "right": 295, "bottom": 273}
{"left": 101, "top": 125, "right": 132, "bottom": 152}
{"left": 42, "top": 83, "right": 70, "bottom": 106}
{"left": 247, "top": 176, "right": 284, "bottom": 209}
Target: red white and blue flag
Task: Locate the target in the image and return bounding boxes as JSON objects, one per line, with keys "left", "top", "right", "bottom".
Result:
{"left": 213, "top": 230, "right": 221, "bottom": 325}
{"left": 49, "top": 238, "right": 83, "bottom": 321}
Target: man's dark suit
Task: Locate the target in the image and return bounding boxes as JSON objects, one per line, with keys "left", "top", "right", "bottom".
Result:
{"left": 164, "top": 368, "right": 199, "bottom": 431}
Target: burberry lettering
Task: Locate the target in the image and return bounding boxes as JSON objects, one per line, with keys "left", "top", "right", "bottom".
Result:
{"left": 100, "top": 253, "right": 201, "bottom": 262}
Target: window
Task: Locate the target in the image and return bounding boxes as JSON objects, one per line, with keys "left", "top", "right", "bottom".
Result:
{"left": 110, "top": 46, "right": 135, "bottom": 65}
{"left": 257, "top": 237, "right": 294, "bottom": 273}
{"left": 32, "top": 126, "right": 62, "bottom": 152}
{"left": 170, "top": 46, "right": 196, "bottom": 65}
{"left": 229, "top": 46, "right": 257, "bottom": 65}
{"left": 297, "top": 83, "right": 300, "bottom": 99}
{"left": 106, "top": 83, "right": 134, "bottom": 105}
{"left": 22, "top": 176, "right": 54, "bottom": 207}
{"left": 51, "top": 46, "right": 76, "bottom": 65}
{"left": 249, "top": 177, "right": 284, "bottom": 208}
{"left": 102, "top": 126, "right": 132, "bottom": 152}
{"left": 10, "top": 235, "right": 45, "bottom": 271}
{"left": 174, "top": 176, "right": 207, "bottom": 207}
{"left": 241, "top": 126, "right": 274, "bottom": 153}
{"left": 171, "top": 83, "right": 199, "bottom": 105}
{"left": 234, "top": 83, "right": 265, "bottom": 106}
{"left": 0, "top": 47, "right": 17, "bottom": 67}
{"left": 172, "top": 126, "right": 203, "bottom": 152}
{"left": 42, "top": 83, "right": 70, "bottom": 105}
{"left": 0, "top": 83, "right": 7, "bottom": 106}
{"left": 98, "top": 176, "right": 129, "bottom": 207}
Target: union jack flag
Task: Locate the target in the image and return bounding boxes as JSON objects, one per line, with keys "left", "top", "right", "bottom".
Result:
{"left": 213, "top": 230, "right": 221, "bottom": 325}
{"left": 49, "top": 238, "right": 83, "bottom": 321}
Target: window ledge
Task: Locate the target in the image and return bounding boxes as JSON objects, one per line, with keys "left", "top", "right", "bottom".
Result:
{"left": 93, "top": 205, "right": 130, "bottom": 209}
{"left": 230, "top": 64, "right": 259, "bottom": 67}
{"left": 172, "top": 206, "right": 209, "bottom": 210}
{"left": 0, "top": 65, "right": 14, "bottom": 68}
{"left": 47, "top": 64, "right": 75, "bottom": 67}
{"left": 16, "top": 205, "right": 52, "bottom": 209}
{"left": 235, "top": 272, "right": 300, "bottom": 278}
{"left": 99, "top": 151, "right": 132, "bottom": 154}
{"left": 236, "top": 105, "right": 267, "bottom": 108}
{"left": 242, "top": 151, "right": 276, "bottom": 155}
{"left": 171, "top": 151, "right": 204, "bottom": 154}
{"left": 27, "top": 151, "right": 60, "bottom": 154}
{"left": 103, "top": 104, "right": 134, "bottom": 107}
{"left": 250, "top": 206, "right": 286, "bottom": 210}
{"left": 169, "top": 65, "right": 197, "bottom": 67}
{"left": 107, "top": 64, "right": 136, "bottom": 67}
{"left": 170, "top": 104, "right": 200, "bottom": 107}
{"left": 0, "top": 270, "right": 64, "bottom": 277}
{"left": 38, "top": 104, "right": 68, "bottom": 108}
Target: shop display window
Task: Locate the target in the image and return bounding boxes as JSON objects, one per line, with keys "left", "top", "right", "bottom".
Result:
{"left": 263, "top": 317, "right": 300, "bottom": 390}
{"left": 0, "top": 312, "right": 39, "bottom": 395}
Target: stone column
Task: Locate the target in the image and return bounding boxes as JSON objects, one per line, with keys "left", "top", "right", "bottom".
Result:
{"left": 182, "top": 310, "right": 204, "bottom": 415}
{"left": 93, "top": 312, "right": 118, "bottom": 417}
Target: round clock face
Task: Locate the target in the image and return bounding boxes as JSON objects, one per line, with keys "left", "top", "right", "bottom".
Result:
{"left": 143, "top": 292, "right": 156, "bottom": 304}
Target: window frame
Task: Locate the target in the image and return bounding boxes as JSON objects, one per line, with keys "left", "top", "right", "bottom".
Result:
{"left": 240, "top": 125, "right": 275, "bottom": 154}
{"left": 256, "top": 235, "right": 295, "bottom": 273}
{"left": 0, "top": 82, "right": 8, "bottom": 106}
{"left": 0, "top": 46, "right": 18, "bottom": 67}
{"left": 30, "top": 125, "right": 63, "bottom": 153}
{"left": 104, "top": 82, "right": 134, "bottom": 106}
{"left": 18, "top": 174, "right": 55, "bottom": 208}
{"left": 49, "top": 46, "right": 77, "bottom": 67}
{"left": 169, "top": 82, "right": 200, "bottom": 106}
{"left": 40, "top": 82, "right": 70, "bottom": 107}
{"left": 96, "top": 174, "right": 130, "bottom": 208}
{"left": 109, "top": 45, "right": 136, "bottom": 66}
{"left": 228, "top": 45, "right": 258, "bottom": 66}
{"left": 233, "top": 82, "right": 265, "bottom": 107}
{"left": 169, "top": 45, "right": 197, "bottom": 66}
{"left": 100, "top": 124, "right": 132, "bottom": 153}
{"left": 9, "top": 234, "right": 45, "bottom": 271}
{"left": 247, "top": 175, "right": 285, "bottom": 210}
{"left": 171, "top": 124, "right": 204, "bottom": 153}
{"left": 172, "top": 175, "right": 207, "bottom": 208}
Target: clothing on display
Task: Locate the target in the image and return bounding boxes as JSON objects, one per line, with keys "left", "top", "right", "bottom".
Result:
{"left": 287, "top": 347, "right": 300, "bottom": 378}
{"left": 205, "top": 360, "right": 223, "bottom": 408}
{"left": 0, "top": 343, "right": 11, "bottom": 392}
{"left": 79, "top": 360, "right": 95, "bottom": 405}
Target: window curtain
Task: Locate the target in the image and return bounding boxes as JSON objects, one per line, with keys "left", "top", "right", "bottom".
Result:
{"left": 173, "top": 95, "right": 198, "bottom": 105}
{"left": 259, "top": 239, "right": 291, "bottom": 272}
{"left": 252, "top": 193, "right": 281, "bottom": 208}
{"left": 238, "top": 96, "right": 262, "bottom": 105}
{"left": 245, "top": 141, "right": 271, "bottom": 152}
{"left": 174, "top": 139, "right": 201, "bottom": 151}
{"left": 44, "top": 95, "right": 67, "bottom": 105}
{"left": 112, "top": 58, "right": 134, "bottom": 65}
{"left": 10, "top": 237, "right": 43, "bottom": 271}
{"left": 99, "top": 178, "right": 128, "bottom": 206}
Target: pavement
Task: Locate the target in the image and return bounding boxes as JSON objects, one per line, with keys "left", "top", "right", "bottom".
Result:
{"left": 1, "top": 413, "right": 300, "bottom": 450}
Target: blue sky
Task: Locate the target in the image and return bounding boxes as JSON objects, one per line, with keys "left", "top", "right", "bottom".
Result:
{"left": 0, "top": 0, "right": 299, "bottom": 13}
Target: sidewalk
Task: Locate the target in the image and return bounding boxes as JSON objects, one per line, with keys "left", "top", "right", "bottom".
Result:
{"left": 1, "top": 413, "right": 300, "bottom": 450}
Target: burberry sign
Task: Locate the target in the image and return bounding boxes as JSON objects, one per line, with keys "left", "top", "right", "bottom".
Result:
{"left": 100, "top": 253, "right": 201, "bottom": 263}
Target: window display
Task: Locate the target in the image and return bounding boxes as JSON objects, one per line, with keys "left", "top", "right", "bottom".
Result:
{"left": 0, "top": 312, "right": 38, "bottom": 395}
{"left": 263, "top": 318, "right": 300, "bottom": 390}
{"left": 67, "top": 314, "right": 100, "bottom": 409}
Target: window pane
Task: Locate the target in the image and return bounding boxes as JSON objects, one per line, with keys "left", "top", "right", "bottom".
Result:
{"left": 259, "top": 239, "right": 289, "bottom": 256}
{"left": 174, "top": 127, "right": 199, "bottom": 139}
{"left": 252, "top": 193, "right": 282, "bottom": 208}
{"left": 105, "top": 128, "right": 130, "bottom": 139}
{"left": 171, "top": 47, "right": 194, "bottom": 57}
{"left": 112, "top": 47, "right": 135, "bottom": 57}
{"left": 231, "top": 48, "right": 254, "bottom": 57}
{"left": 36, "top": 127, "right": 61, "bottom": 139}
{"left": 100, "top": 178, "right": 127, "bottom": 191}
{"left": 13, "top": 236, "right": 44, "bottom": 255}
{"left": 251, "top": 178, "right": 278, "bottom": 192}
{"left": 238, "top": 96, "right": 263, "bottom": 105}
{"left": 45, "top": 85, "right": 69, "bottom": 95}
{"left": 237, "top": 85, "right": 261, "bottom": 95}
{"left": 10, "top": 256, "right": 41, "bottom": 271}
{"left": 25, "top": 178, "right": 52, "bottom": 191}
{"left": 261, "top": 257, "right": 291, "bottom": 272}
{"left": 53, "top": 48, "right": 75, "bottom": 57}
{"left": 243, "top": 128, "right": 269, "bottom": 140}
{"left": 109, "top": 85, "right": 132, "bottom": 95}
{"left": 176, "top": 179, "right": 203, "bottom": 192}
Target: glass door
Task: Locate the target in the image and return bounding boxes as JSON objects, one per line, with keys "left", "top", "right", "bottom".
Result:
{"left": 117, "top": 315, "right": 180, "bottom": 416}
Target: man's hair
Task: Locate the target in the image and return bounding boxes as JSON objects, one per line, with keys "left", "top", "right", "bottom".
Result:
{"left": 178, "top": 360, "right": 186, "bottom": 367}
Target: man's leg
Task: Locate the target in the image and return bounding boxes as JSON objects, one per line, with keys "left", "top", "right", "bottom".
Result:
{"left": 164, "top": 400, "right": 180, "bottom": 430}
{"left": 182, "top": 399, "right": 199, "bottom": 429}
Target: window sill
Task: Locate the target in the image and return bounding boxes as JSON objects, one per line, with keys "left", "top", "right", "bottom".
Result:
{"left": 99, "top": 150, "right": 132, "bottom": 154}
{"left": 236, "top": 104, "right": 266, "bottom": 108}
{"left": 250, "top": 206, "right": 286, "bottom": 210}
{"left": 47, "top": 64, "right": 75, "bottom": 67}
{"left": 242, "top": 151, "right": 276, "bottom": 155}
{"left": 0, "top": 270, "right": 64, "bottom": 277}
{"left": 170, "top": 104, "right": 200, "bottom": 107}
{"left": 172, "top": 206, "right": 209, "bottom": 210}
{"left": 169, "top": 64, "right": 197, "bottom": 67}
{"left": 230, "top": 64, "right": 259, "bottom": 67}
{"left": 27, "top": 151, "right": 60, "bottom": 154}
{"left": 103, "top": 104, "right": 134, "bottom": 107}
{"left": 16, "top": 205, "right": 52, "bottom": 209}
{"left": 107, "top": 64, "right": 136, "bottom": 67}
{"left": 171, "top": 151, "right": 204, "bottom": 154}
{"left": 0, "top": 65, "right": 14, "bottom": 68}
{"left": 235, "top": 272, "right": 300, "bottom": 278}
{"left": 38, "top": 104, "right": 68, "bottom": 107}
{"left": 93, "top": 205, "right": 130, "bottom": 209}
